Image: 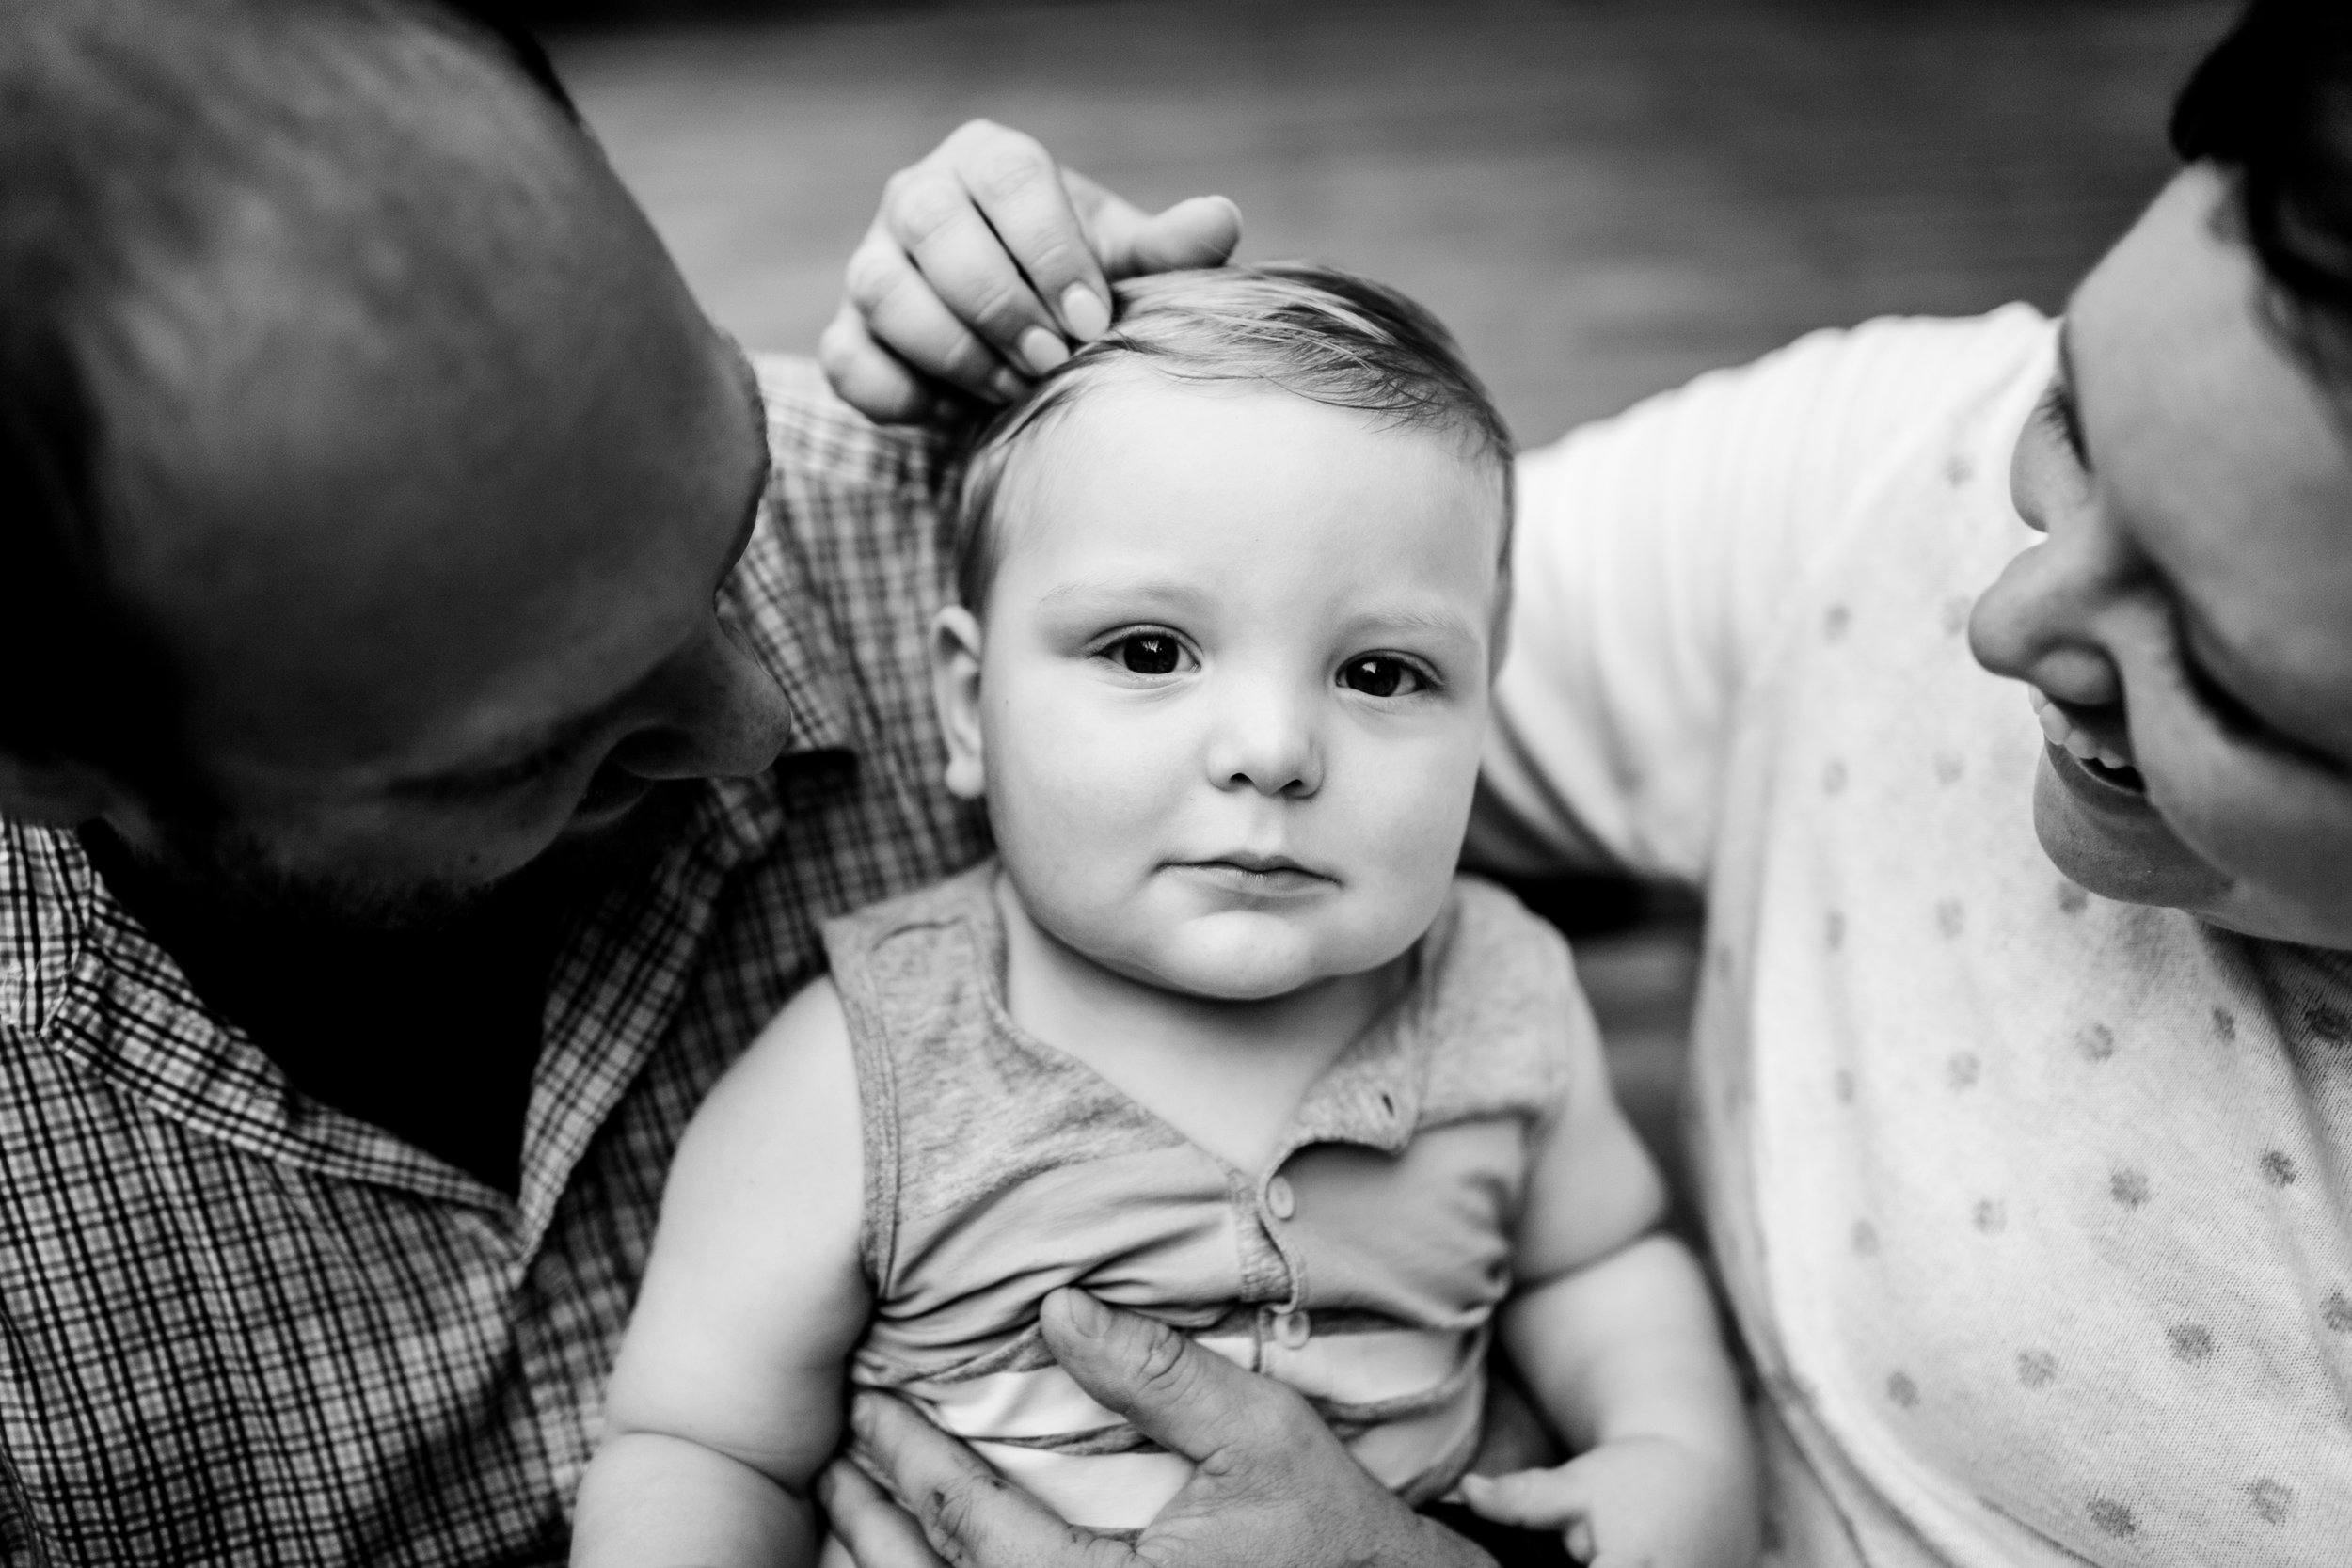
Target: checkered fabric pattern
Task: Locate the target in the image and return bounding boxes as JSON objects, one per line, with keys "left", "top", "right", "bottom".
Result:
{"left": 0, "top": 358, "right": 990, "bottom": 1566}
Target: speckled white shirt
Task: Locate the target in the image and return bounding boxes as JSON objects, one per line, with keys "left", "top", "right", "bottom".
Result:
{"left": 1475, "top": 308, "right": 2352, "bottom": 1567}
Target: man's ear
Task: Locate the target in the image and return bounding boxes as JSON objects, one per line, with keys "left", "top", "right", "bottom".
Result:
{"left": 0, "top": 750, "right": 128, "bottom": 827}
{"left": 930, "top": 605, "right": 988, "bottom": 800}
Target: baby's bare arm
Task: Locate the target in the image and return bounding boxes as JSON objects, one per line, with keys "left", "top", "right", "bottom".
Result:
{"left": 572, "top": 980, "right": 874, "bottom": 1568}
{"left": 1474, "top": 995, "right": 1756, "bottom": 1566}
{"left": 1497, "top": 1236, "right": 1748, "bottom": 1477}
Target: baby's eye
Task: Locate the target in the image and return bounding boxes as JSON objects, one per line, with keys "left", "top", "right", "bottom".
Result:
{"left": 1108, "top": 632, "right": 1186, "bottom": 675}
{"left": 1338, "top": 655, "right": 1429, "bottom": 698}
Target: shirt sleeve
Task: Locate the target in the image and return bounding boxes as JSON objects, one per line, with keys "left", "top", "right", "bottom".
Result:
{"left": 1470, "top": 307, "right": 2052, "bottom": 883}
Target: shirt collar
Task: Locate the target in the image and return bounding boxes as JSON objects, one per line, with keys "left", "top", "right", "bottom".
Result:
{"left": 0, "top": 818, "right": 95, "bottom": 1038}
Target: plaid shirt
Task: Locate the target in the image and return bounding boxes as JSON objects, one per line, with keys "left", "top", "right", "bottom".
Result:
{"left": 0, "top": 359, "right": 988, "bottom": 1566}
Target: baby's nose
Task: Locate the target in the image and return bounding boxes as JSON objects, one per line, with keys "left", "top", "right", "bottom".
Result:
{"left": 1204, "top": 684, "right": 1323, "bottom": 798}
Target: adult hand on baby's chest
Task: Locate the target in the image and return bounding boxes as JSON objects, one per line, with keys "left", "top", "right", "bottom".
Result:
{"left": 833, "top": 1288, "right": 1497, "bottom": 1568}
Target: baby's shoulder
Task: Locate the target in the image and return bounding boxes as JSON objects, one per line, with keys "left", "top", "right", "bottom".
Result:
{"left": 1413, "top": 876, "right": 1599, "bottom": 1125}
{"left": 715, "top": 974, "right": 858, "bottom": 1125}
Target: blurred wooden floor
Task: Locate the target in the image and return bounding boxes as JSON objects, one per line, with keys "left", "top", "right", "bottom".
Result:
{"left": 548, "top": 0, "right": 2237, "bottom": 1184}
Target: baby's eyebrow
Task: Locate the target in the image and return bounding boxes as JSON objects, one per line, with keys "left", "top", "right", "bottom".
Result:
{"left": 1034, "top": 577, "right": 1216, "bottom": 616}
{"left": 1335, "top": 606, "right": 1487, "bottom": 653}
{"left": 1354, "top": 606, "right": 1480, "bottom": 636}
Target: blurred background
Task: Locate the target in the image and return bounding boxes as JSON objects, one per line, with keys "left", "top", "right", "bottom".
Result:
{"left": 526, "top": 0, "right": 2236, "bottom": 1190}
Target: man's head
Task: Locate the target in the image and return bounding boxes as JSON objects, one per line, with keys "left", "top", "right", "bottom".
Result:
{"left": 1970, "top": 0, "right": 2352, "bottom": 946}
{"left": 930, "top": 264, "right": 1514, "bottom": 1002}
{"left": 1, "top": 0, "right": 789, "bottom": 928}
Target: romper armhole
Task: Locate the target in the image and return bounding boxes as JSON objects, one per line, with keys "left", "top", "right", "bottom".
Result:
{"left": 1538, "top": 924, "right": 1604, "bottom": 1133}
{"left": 821, "top": 916, "right": 904, "bottom": 1296}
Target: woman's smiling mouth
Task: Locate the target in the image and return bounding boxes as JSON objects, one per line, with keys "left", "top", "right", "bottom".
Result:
{"left": 2029, "top": 686, "right": 2145, "bottom": 789}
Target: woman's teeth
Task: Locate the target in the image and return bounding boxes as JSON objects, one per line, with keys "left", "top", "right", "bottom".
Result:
{"left": 2028, "top": 687, "right": 2136, "bottom": 773}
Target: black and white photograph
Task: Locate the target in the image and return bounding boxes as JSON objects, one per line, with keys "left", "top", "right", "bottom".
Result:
{"left": 0, "top": 1, "right": 2341, "bottom": 1564}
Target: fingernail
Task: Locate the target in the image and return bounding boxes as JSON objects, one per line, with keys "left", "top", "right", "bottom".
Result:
{"left": 1017, "top": 325, "right": 1071, "bottom": 376}
{"left": 1059, "top": 284, "right": 1110, "bottom": 341}
{"left": 988, "top": 364, "right": 1028, "bottom": 403}
{"left": 1061, "top": 1288, "right": 1111, "bottom": 1337}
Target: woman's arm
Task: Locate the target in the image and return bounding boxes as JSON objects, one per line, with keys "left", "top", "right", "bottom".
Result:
{"left": 1476, "top": 308, "right": 2050, "bottom": 885}
{"left": 571, "top": 979, "right": 874, "bottom": 1568}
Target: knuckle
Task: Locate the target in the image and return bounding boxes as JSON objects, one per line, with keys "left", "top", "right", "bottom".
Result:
{"left": 1128, "top": 1323, "right": 1200, "bottom": 1404}
{"left": 932, "top": 339, "right": 1001, "bottom": 386}
{"left": 1256, "top": 1385, "right": 1328, "bottom": 1452}
{"left": 917, "top": 1471, "right": 1005, "bottom": 1556}
{"left": 970, "top": 136, "right": 1052, "bottom": 200}
{"left": 865, "top": 297, "right": 991, "bottom": 384}
{"left": 1009, "top": 228, "right": 1082, "bottom": 278}
{"left": 943, "top": 117, "right": 1005, "bottom": 152}
{"left": 844, "top": 243, "right": 907, "bottom": 309}
{"left": 887, "top": 171, "right": 968, "bottom": 244}
{"left": 956, "top": 276, "right": 1032, "bottom": 334}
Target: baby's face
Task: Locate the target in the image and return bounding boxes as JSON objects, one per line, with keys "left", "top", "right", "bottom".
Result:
{"left": 950, "top": 376, "right": 1503, "bottom": 1000}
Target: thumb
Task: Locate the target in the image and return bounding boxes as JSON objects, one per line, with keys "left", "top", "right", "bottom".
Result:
{"left": 1457, "top": 1468, "right": 1587, "bottom": 1532}
{"left": 1040, "top": 1288, "right": 1303, "bottom": 1464}
{"left": 1062, "top": 170, "right": 1242, "bottom": 281}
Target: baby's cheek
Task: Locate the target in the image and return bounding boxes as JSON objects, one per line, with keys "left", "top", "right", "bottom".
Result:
{"left": 991, "top": 722, "right": 1172, "bottom": 883}
{"left": 1360, "top": 734, "right": 1481, "bottom": 856}
{"left": 1345, "top": 783, "right": 1475, "bottom": 948}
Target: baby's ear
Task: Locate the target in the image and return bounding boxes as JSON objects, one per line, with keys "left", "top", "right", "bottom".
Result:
{"left": 930, "top": 605, "right": 988, "bottom": 800}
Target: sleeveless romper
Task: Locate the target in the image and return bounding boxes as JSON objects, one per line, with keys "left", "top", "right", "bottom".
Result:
{"left": 822, "top": 862, "right": 1600, "bottom": 1532}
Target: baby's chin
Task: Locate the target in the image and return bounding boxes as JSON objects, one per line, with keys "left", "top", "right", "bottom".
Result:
{"left": 1089, "top": 921, "right": 1402, "bottom": 1005}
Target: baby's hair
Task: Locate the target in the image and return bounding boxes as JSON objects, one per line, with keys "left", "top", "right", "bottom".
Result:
{"left": 952, "top": 262, "right": 1514, "bottom": 615}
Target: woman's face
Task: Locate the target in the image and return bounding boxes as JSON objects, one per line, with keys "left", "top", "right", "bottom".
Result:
{"left": 1971, "top": 164, "right": 2352, "bottom": 948}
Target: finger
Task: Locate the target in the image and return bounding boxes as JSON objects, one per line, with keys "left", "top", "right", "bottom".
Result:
{"left": 1064, "top": 171, "right": 1242, "bottom": 280}
{"left": 937, "top": 121, "right": 1114, "bottom": 347}
{"left": 848, "top": 1391, "right": 1133, "bottom": 1568}
{"left": 846, "top": 237, "right": 1026, "bottom": 404}
{"left": 1455, "top": 1468, "right": 1589, "bottom": 1531}
{"left": 819, "top": 303, "right": 942, "bottom": 425}
{"left": 818, "top": 1456, "right": 949, "bottom": 1568}
{"left": 1040, "top": 1288, "right": 1323, "bottom": 1466}
{"left": 879, "top": 154, "right": 1068, "bottom": 377}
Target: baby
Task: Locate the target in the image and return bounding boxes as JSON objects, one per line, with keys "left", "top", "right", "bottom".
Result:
{"left": 572, "top": 265, "right": 1756, "bottom": 1568}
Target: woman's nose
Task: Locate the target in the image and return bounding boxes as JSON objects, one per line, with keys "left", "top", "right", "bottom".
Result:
{"left": 604, "top": 616, "right": 795, "bottom": 781}
{"left": 1972, "top": 384, "right": 2127, "bottom": 707}
{"left": 1967, "top": 531, "right": 2125, "bottom": 709}
{"left": 1204, "top": 678, "right": 1322, "bottom": 799}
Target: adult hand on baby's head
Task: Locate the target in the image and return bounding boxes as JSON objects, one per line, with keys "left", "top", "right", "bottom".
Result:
{"left": 822, "top": 119, "right": 1242, "bottom": 425}
{"left": 1457, "top": 1436, "right": 1759, "bottom": 1568}
{"left": 838, "top": 1288, "right": 1498, "bottom": 1568}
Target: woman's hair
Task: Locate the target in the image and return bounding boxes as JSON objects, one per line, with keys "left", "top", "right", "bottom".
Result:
{"left": 952, "top": 261, "right": 1514, "bottom": 614}
{"left": 2172, "top": 0, "right": 2352, "bottom": 372}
